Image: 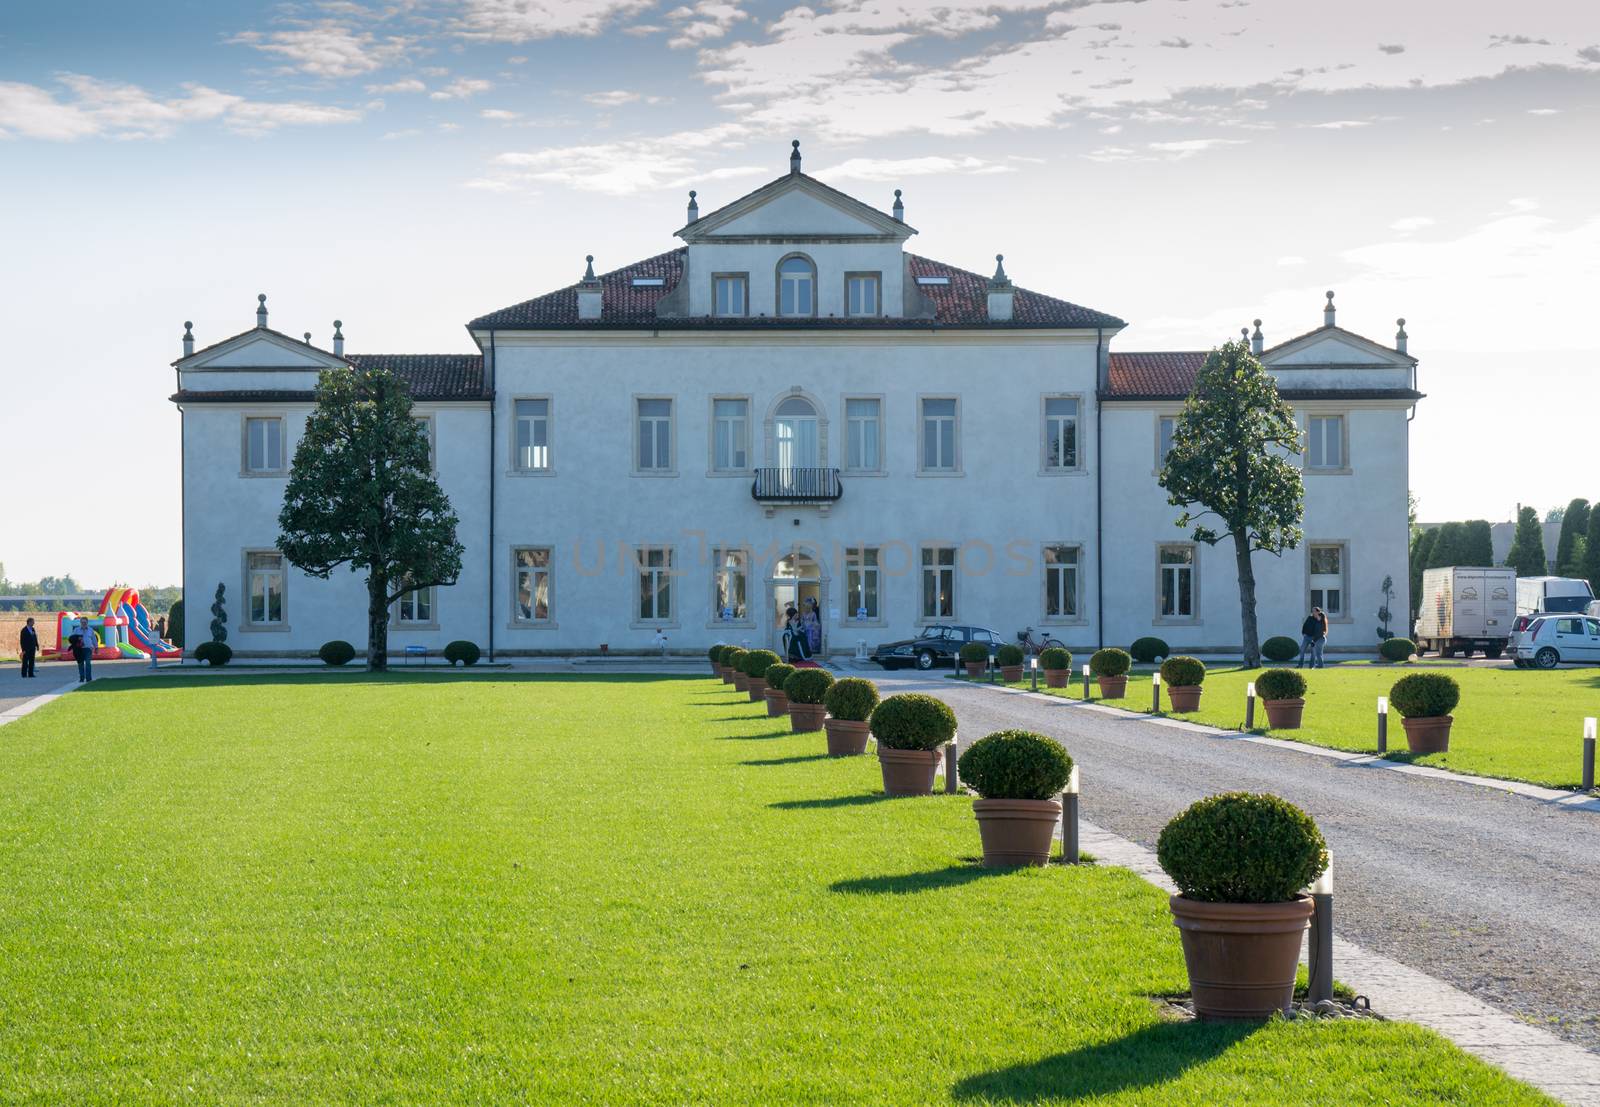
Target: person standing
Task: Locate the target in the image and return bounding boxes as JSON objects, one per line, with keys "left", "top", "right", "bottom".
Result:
{"left": 1312, "top": 606, "right": 1329, "bottom": 669}
{"left": 803, "top": 598, "right": 822, "bottom": 656}
{"left": 1299, "top": 609, "right": 1322, "bottom": 669}
{"left": 71, "top": 617, "right": 95, "bottom": 683}
{"left": 19, "top": 617, "right": 38, "bottom": 678}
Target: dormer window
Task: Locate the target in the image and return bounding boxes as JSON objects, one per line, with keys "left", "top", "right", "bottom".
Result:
{"left": 846, "top": 273, "right": 880, "bottom": 317}
{"left": 777, "top": 256, "right": 815, "bottom": 317}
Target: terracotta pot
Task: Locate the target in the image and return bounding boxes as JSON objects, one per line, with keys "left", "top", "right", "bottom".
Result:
{"left": 963, "top": 661, "right": 986, "bottom": 678}
{"left": 721, "top": 669, "right": 736, "bottom": 685}
{"left": 1262, "top": 698, "right": 1304, "bottom": 729}
{"left": 746, "top": 677, "right": 767, "bottom": 703}
{"left": 1097, "top": 675, "right": 1127, "bottom": 699}
{"left": 789, "top": 702, "right": 828, "bottom": 732}
{"left": 824, "top": 718, "right": 871, "bottom": 757}
{"left": 877, "top": 746, "right": 945, "bottom": 796}
{"left": 710, "top": 661, "right": 721, "bottom": 675}
{"left": 764, "top": 689, "right": 789, "bottom": 717}
{"left": 733, "top": 672, "right": 750, "bottom": 692}
{"left": 973, "top": 797, "right": 1062, "bottom": 867}
{"left": 1168, "top": 895, "right": 1314, "bottom": 1020}
{"left": 1000, "top": 665, "right": 1024, "bottom": 683}
{"left": 1401, "top": 714, "right": 1453, "bottom": 753}
{"left": 1166, "top": 685, "right": 1203, "bottom": 713}
{"left": 1045, "top": 670, "right": 1069, "bottom": 688}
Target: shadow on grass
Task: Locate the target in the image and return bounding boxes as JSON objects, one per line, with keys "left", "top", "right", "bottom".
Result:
{"left": 79, "top": 670, "right": 695, "bottom": 692}
{"left": 950, "top": 1021, "right": 1257, "bottom": 1102}
{"left": 830, "top": 862, "right": 1009, "bottom": 896}
{"left": 740, "top": 754, "right": 832, "bottom": 766}
{"left": 771, "top": 793, "right": 894, "bottom": 811}
{"left": 709, "top": 713, "right": 765, "bottom": 721}
{"left": 714, "top": 729, "right": 791, "bottom": 741}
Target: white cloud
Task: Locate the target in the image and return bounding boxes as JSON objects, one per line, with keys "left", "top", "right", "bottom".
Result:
{"left": 367, "top": 77, "right": 427, "bottom": 94}
{"left": 814, "top": 155, "right": 1012, "bottom": 182}
{"left": 1147, "top": 138, "right": 1247, "bottom": 158}
{"left": 584, "top": 89, "right": 641, "bottom": 106}
{"left": 666, "top": 1, "right": 748, "bottom": 49}
{"left": 229, "top": 23, "right": 412, "bottom": 79}
{"left": 1527, "top": 107, "right": 1562, "bottom": 115}
{"left": 480, "top": 107, "right": 521, "bottom": 119}
{"left": 1306, "top": 119, "right": 1371, "bottom": 129}
{"left": 430, "top": 77, "right": 493, "bottom": 100}
{"left": 1390, "top": 215, "right": 1435, "bottom": 233}
{"left": 454, "top": 0, "right": 657, "bottom": 42}
{"left": 481, "top": 122, "right": 763, "bottom": 194}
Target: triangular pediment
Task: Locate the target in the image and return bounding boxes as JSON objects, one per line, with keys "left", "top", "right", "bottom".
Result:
{"left": 174, "top": 326, "right": 349, "bottom": 371}
{"left": 678, "top": 173, "right": 915, "bottom": 243}
{"left": 1261, "top": 325, "right": 1415, "bottom": 368}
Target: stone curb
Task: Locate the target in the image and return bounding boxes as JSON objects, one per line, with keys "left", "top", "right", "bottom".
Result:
{"left": 0, "top": 679, "right": 80, "bottom": 729}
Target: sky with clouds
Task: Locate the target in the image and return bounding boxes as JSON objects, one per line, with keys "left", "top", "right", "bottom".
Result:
{"left": 3, "top": 0, "right": 1598, "bottom": 585}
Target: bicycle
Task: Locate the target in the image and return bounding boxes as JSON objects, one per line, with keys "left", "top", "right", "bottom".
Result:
{"left": 1016, "top": 626, "right": 1066, "bottom": 656}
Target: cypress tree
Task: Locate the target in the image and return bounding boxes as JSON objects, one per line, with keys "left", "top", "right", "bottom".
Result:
{"left": 1505, "top": 506, "right": 1548, "bottom": 577}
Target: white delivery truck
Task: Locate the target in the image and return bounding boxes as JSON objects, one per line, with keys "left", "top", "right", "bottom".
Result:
{"left": 1413, "top": 566, "right": 1516, "bottom": 659}
{"left": 1515, "top": 576, "right": 1595, "bottom": 616}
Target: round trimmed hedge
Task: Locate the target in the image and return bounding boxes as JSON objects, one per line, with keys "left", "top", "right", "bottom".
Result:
{"left": 707, "top": 644, "right": 724, "bottom": 662}
{"left": 716, "top": 644, "right": 738, "bottom": 665}
{"left": 742, "top": 649, "right": 781, "bottom": 678}
{"left": 957, "top": 730, "right": 1073, "bottom": 801}
{"left": 1160, "top": 655, "right": 1206, "bottom": 687}
{"left": 784, "top": 667, "right": 835, "bottom": 705}
{"left": 1390, "top": 672, "right": 1459, "bottom": 718}
{"left": 444, "top": 640, "right": 481, "bottom": 666}
{"left": 1380, "top": 637, "right": 1417, "bottom": 663}
{"left": 1262, "top": 636, "right": 1301, "bottom": 663}
{"left": 193, "top": 640, "right": 232, "bottom": 667}
{"left": 1129, "top": 636, "right": 1169, "bottom": 664}
{"left": 1254, "top": 668, "right": 1306, "bottom": 701}
{"left": 869, "top": 693, "right": 957, "bottom": 751}
{"left": 319, "top": 640, "right": 356, "bottom": 667}
{"left": 1038, "top": 646, "right": 1072, "bottom": 672}
{"left": 724, "top": 648, "right": 748, "bottom": 674}
{"left": 824, "top": 677, "right": 880, "bottom": 721}
{"left": 958, "top": 641, "right": 989, "bottom": 663}
{"left": 1157, "top": 792, "right": 1328, "bottom": 904}
{"left": 763, "top": 662, "right": 796, "bottom": 690}
{"left": 1090, "top": 647, "right": 1131, "bottom": 678}
{"left": 996, "top": 643, "right": 1025, "bottom": 667}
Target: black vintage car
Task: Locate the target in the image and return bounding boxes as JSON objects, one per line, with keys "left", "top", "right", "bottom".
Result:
{"left": 871, "top": 625, "right": 1003, "bottom": 671}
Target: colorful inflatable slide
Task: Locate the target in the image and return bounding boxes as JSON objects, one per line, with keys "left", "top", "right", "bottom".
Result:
{"left": 46, "top": 587, "right": 181, "bottom": 661}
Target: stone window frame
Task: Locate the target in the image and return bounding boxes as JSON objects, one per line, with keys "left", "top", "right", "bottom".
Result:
{"left": 240, "top": 413, "right": 288, "bottom": 477}
{"left": 240, "top": 547, "right": 290, "bottom": 632}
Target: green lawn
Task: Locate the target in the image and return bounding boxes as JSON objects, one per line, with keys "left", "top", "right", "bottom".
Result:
{"left": 0, "top": 673, "right": 1551, "bottom": 1104}
{"left": 960, "top": 664, "right": 1600, "bottom": 790}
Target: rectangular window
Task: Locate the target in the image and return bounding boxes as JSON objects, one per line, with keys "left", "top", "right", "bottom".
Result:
{"left": 1043, "top": 397, "right": 1079, "bottom": 469}
{"left": 514, "top": 399, "right": 550, "bottom": 471}
{"left": 1044, "top": 545, "right": 1081, "bottom": 619}
{"left": 513, "top": 547, "right": 552, "bottom": 623}
{"left": 397, "top": 585, "right": 434, "bottom": 625}
{"left": 713, "top": 274, "right": 747, "bottom": 318}
{"left": 244, "top": 417, "right": 284, "bottom": 473}
{"left": 246, "top": 551, "right": 285, "bottom": 625}
{"left": 845, "top": 273, "right": 880, "bottom": 317}
{"left": 845, "top": 398, "right": 882, "bottom": 471}
{"left": 712, "top": 399, "right": 749, "bottom": 472}
{"left": 845, "top": 547, "right": 881, "bottom": 621}
{"left": 1307, "top": 415, "right": 1345, "bottom": 470}
{"left": 713, "top": 548, "right": 748, "bottom": 621}
{"left": 637, "top": 546, "right": 674, "bottom": 622}
{"left": 415, "top": 415, "right": 436, "bottom": 472}
{"left": 921, "top": 546, "right": 956, "bottom": 619}
{"left": 1157, "top": 415, "right": 1177, "bottom": 465}
{"left": 920, "top": 397, "right": 957, "bottom": 472}
{"left": 1159, "top": 545, "right": 1195, "bottom": 619}
{"left": 1308, "top": 543, "right": 1345, "bottom": 618}
{"left": 636, "top": 398, "right": 673, "bottom": 471}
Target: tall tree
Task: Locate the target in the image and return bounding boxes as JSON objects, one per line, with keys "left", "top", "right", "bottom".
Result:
{"left": 1505, "top": 505, "right": 1548, "bottom": 577}
{"left": 1426, "top": 522, "right": 1467, "bottom": 569}
{"left": 1408, "top": 528, "right": 1437, "bottom": 620}
{"left": 1461, "top": 520, "right": 1495, "bottom": 567}
{"left": 1584, "top": 502, "right": 1600, "bottom": 595}
{"left": 1160, "top": 338, "right": 1304, "bottom": 668}
{"left": 1555, "top": 498, "right": 1590, "bottom": 575}
{"left": 278, "top": 367, "right": 463, "bottom": 670}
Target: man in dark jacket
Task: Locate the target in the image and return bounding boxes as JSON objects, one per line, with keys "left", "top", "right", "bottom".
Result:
{"left": 1299, "top": 608, "right": 1328, "bottom": 669}
{"left": 19, "top": 618, "right": 39, "bottom": 677}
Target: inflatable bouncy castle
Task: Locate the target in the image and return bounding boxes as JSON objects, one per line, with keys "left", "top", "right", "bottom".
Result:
{"left": 46, "top": 587, "right": 182, "bottom": 661}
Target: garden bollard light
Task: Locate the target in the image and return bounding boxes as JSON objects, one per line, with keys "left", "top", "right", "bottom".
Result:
{"left": 945, "top": 736, "right": 960, "bottom": 794}
{"left": 1307, "top": 855, "right": 1334, "bottom": 1006}
{"left": 1584, "top": 718, "right": 1596, "bottom": 792}
{"left": 1152, "top": 672, "right": 1161, "bottom": 713}
{"left": 1029, "top": 656, "right": 1038, "bottom": 692}
{"left": 1245, "top": 681, "right": 1256, "bottom": 729}
{"left": 1377, "top": 696, "right": 1388, "bottom": 754}
{"left": 1060, "top": 765, "right": 1080, "bottom": 864}
{"left": 989, "top": 656, "right": 997, "bottom": 684}
{"left": 1082, "top": 662, "right": 1091, "bottom": 700}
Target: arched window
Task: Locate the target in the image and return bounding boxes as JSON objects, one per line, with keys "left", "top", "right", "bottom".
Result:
{"left": 774, "top": 396, "right": 819, "bottom": 468}
{"left": 777, "top": 256, "right": 815, "bottom": 317}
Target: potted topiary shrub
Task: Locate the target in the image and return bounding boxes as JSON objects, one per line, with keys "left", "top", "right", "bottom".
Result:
{"left": 1090, "top": 647, "right": 1131, "bottom": 698}
{"left": 444, "top": 640, "right": 481, "bottom": 667}
{"left": 1255, "top": 668, "right": 1306, "bottom": 729}
{"left": 1160, "top": 656, "right": 1206, "bottom": 712}
{"left": 1262, "top": 636, "right": 1300, "bottom": 664}
{"left": 785, "top": 668, "right": 835, "bottom": 732}
{"left": 717, "top": 644, "right": 739, "bottom": 683}
{"left": 1379, "top": 637, "right": 1416, "bottom": 664}
{"left": 1389, "top": 671, "right": 1459, "bottom": 753}
{"left": 707, "top": 643, "right": 724, "bottom": 675}
{"left": 193, "top": 641, "right": 232, "bottom": 667}
{"left": 822, "top": 677, "right": 880, "bottom": 757}
{"left": 958, "top": 641, "right": 989, "bottom": 678}
{"left": 1129, "top": 636, "right": 1169, "bottom": 664}
{"left": 870, "top": 693, "right": 957, "bottom": 796}
{"left": 1039, "top": 646, "right": 1073, "bottom": 688}
{"left": 1157, "top": 792, "right": 1328, "bottom": 1020}
{"left": 725, "top": 648, "right": 749, "bottom": 692}
{"left": 958, "top": 730, "right": 1073, "bottom": 866}
{"left": 996, "top": 643, "right": 1025, "bottom": 682}
{"left": 762, "top": 663, "right": 796, "bottom": 717}
{"left": 319, "top": 640, "right": 356, "bottom": 667}
{"left": 742, "top": 649, "right": 781, "bottom": 703}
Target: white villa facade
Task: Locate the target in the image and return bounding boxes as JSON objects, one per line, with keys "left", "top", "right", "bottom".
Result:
{"left": 172, "top": 143, "right": 1422, "bottom": 659}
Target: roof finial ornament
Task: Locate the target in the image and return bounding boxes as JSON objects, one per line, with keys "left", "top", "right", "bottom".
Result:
{"left": 1241, "top": 326, "right": 1250, "bottom": 341}
{"left": 789, "top": 138, "right": 802, "bottom": 174}
{"left": 333, "top": 319, "right": 345, "bottom": 356}
{"left": 686, "top": 189, "right": 699, "bottom": 223}
{"left": 991, "top": 253, "right": 1009, "bottom": 284}
{"left": 1395, "top": 316, "right": 1408, "bottom": 354}
{"left": 182, "top": 320, "right": 194, "bottom": 357}
{"left": 583, "top": 254, "right": 596, "bottom": 282}
{"left": 256, "top": 292, "right": 268, "bottom": 328}
{"left": 892, "top": 188, "right": 904, "bottom": 222}
{"left": 304, "top": 331, "right": 312, "bottom": 344}
{"left": 1250, "top": 318, "right": 1264, "bottom": 356}
{"left": 1323, "top": 289, "right": 1336, "bottom": 327}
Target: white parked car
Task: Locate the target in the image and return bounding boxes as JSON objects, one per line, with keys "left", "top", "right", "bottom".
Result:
{"left": 1512, "top": 614, "right": 1600, "bottom": 669}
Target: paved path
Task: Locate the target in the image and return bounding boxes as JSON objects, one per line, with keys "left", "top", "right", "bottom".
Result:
{"left": 872, "top": 670, "right": 1600, "bottom": 1058}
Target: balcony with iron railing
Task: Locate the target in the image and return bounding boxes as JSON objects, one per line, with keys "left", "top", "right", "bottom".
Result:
{"left": 751, "top": 467, "right": 843, "bottom": 514}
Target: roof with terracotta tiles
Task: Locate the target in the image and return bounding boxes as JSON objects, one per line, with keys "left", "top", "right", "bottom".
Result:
{"left": 345, "top": 353, "right": 489, "bottom": 399}
{"left": 1104, "top": 350, "right": 1423, "bottom": 401}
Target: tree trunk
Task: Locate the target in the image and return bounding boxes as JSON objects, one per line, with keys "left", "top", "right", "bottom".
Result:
{"left": 367, "top": 573, "right": 389, "bottom": 672}
{"left": 1233, "top": 532, "right": 1261, "bottom": 669}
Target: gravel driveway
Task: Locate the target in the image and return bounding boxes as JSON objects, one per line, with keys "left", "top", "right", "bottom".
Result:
{"left": 870, "top": 668, "right": 1600, "bottom": 1055}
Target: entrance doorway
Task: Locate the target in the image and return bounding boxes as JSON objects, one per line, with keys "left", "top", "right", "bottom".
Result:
{"left": 770, "top": 548, "right": 826, "bottom": 658}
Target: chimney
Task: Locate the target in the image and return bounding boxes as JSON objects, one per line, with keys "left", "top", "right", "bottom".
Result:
{"left": 256, "top": 293, "right": 268, "bottom": 329}
{"left": 333, "top": 320, "right": 344, "bottom": 357}
{"left": 576, "top": 255, "right": 603, "bottom": 321}
{"left": 789, "top": 138, "right": 802, "bottom": 175}
{"left": 1323, "top": 290, "right": 1336, "bottom": 327}
{"left": 686, "top": 190, "right": 699, "bottom": 224}
{"left": 892, "top": 189, "right": 904, "bottom": 223}
{"left": 1395, "top": 317, "right": 1408, "bottom": 355}
{"left": 182, "top": 321, "right": 194, "bottom": 357}
{"left": 986, "top": 254, "right": 1015, "bottom": 322}
{"left": 1250, "top": 319, "right": 1263, "bottom": 356}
